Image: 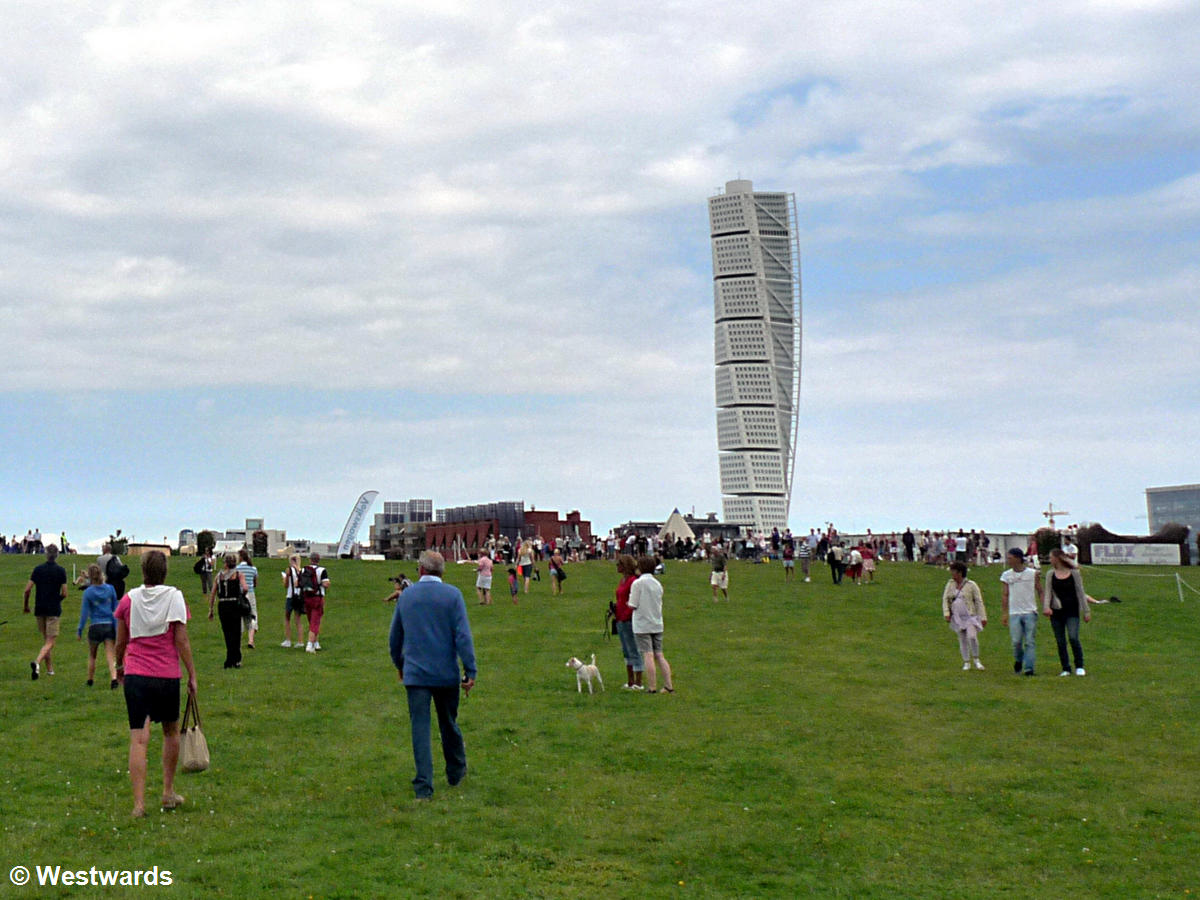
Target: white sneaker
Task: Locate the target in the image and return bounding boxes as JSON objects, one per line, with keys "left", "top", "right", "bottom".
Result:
{"left": 1059, "top": 670, "right": 1072, "bottom": 677}
{"left": 631, "top": 684, "right": 645, "bottom": 691}
{"left": 973, "top": 659, "right": 985, "bottom": 670}
{"left": 314, "top": 642, "right": 322, "bottom": 651}
{"left": 804, "top": 577, "right": 811, "bottom": 583}
{"left": 280, "top": 640, "right": 292, "bottom": 648}
{"left": 1075, "top": 668, "right": 1086, "bottom": 676}
{"left": 621, "top": 683, "right": 633, "bottom": 690}
{"left": 305, "top": 643, "right": 315, "bottom": 653}
{"left": 962, "top": 662, "right": 971, "bottom": 671}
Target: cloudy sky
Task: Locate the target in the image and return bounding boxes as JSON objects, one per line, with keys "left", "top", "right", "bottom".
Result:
{"left": 3, "top": 0, "right": 1198, "bottom": 550}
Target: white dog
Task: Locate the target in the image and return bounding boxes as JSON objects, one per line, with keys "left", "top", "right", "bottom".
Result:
{"left": 566, "top": 654, "right": 604, "bottom": 694}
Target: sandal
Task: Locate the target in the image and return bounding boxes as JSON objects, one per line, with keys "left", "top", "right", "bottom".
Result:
{"left": 161, "top": 793, "right": 186, "bottom": 810}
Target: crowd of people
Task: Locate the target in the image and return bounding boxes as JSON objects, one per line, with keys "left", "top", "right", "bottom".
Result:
{"left": 3, "top": 529, "right": 73, "bottom": 554}
{"left": 16, "top": 520, "right": 1100, "bottom": 814}
{"left": 426, "top": 524, "right": 1015, "bottom": 576}
{"left": 18, "top": 540, "right": 341, "bottom": 816}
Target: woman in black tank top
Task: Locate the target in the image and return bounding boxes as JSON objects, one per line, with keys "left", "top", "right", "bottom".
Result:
{"left": 1043, "top": 549, "right": 1091, "bottom": 676}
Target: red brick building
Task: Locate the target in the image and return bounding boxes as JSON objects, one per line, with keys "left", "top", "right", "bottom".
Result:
{"left": 425, "top": 508, "right": 591, "bottom": 556}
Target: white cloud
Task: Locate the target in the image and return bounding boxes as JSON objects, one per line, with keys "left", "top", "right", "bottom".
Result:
{"left": 1, "top": 0, "right": 1197, "bottom": 536}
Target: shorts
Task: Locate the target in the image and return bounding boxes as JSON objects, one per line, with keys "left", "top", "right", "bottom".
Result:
{"left": 783, "top": 560, "right": 795, "bottom": 568}
{"left": 242, "top": 590, "right": 258, "bottom": 629}
{"left": 123, "top": 674, "right": 181, "bottom": 730}
{"left": 476, "top": 575, "right": 493, "bottom": 590}
{"left": 286, "top": 594, "right": 306, "bottom": 616}
{"left": 88, "top": 623, "right": 117, "bottom": 645}
{"left": 634, "top": 632, "right": 664, "bottom": 655}
{"left": 519, "top": 564, "right": 532, "bottom": 578}
{"left": 37, "top": 616, "right": 61, "bottom": 639}
{"left": 710, "top": 571, "right": 728, "bottom": 589}
{"left": 305, "top": 596, "right": 325, "bottom": 635}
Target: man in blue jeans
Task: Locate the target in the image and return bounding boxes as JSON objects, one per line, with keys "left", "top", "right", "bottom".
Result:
{"left": 389, "top": 550, "right": 477, "bottom": 799}
{"left": 1000, "top": 548, "right": 1043, "bottom": 676}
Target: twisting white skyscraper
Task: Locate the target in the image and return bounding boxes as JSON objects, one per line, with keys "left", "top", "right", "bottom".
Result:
{"left": 709, "top": 179, "right": 801, "bottom": 533}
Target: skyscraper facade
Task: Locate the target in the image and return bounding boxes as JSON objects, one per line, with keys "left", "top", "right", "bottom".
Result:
{"left": 709, "top": 179, "right": 801, "bottom": 533}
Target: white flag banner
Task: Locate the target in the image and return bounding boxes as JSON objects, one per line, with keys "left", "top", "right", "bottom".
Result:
{"left": 1091, "top": 543, "right": 1181, "bottom": 565}
{"left": 337, "top": 491, "right": 379, "bottom": 557}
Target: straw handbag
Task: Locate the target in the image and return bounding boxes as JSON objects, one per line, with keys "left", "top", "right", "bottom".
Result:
{"left": 180, "top": 694, "right": 210, "bottom": 773}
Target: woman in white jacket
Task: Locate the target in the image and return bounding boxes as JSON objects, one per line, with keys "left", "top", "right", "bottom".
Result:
{"left": 943, "top": 561, "right": 987, "bottom": 671}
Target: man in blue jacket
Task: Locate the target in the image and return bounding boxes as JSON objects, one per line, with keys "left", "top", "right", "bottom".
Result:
{"left": 389, "top": 550, "right": 477, "bottom": 799}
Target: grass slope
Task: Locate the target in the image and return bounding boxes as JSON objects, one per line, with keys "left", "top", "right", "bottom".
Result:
{"left": 1, "top": 554, "right": 1197, "bottom": 898}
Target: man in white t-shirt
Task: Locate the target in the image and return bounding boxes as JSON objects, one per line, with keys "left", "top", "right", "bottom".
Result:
{"left": 1000, "top": 548, "right": 1043, "bottom": 675}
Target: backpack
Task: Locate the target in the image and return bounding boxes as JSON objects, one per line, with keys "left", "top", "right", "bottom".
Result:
{"left": 298, "top": 566, "right": 322, "bottom": 599}
{"left": 106, "top": 556, "right": 130, "bottom": 585}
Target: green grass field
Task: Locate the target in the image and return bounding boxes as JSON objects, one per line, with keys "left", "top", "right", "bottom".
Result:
{"left": 1, "top": 553, "right": 1197, "bottom": 898}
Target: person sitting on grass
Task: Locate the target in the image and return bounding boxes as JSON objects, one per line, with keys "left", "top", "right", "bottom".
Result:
{"left": 384, "top": 573, "right": 413, "bottom": 602}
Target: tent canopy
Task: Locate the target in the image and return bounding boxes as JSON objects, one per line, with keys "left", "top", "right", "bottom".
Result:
{"left": 657, "top": 509, "right": 695, "bottom": 542}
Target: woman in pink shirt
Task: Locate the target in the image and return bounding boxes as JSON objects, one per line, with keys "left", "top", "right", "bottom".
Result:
{"left": 472, "top": 551, "right": 494, "bottom": 605}
{"left": 114, "top": 551, "right": 198, "bottom": 818}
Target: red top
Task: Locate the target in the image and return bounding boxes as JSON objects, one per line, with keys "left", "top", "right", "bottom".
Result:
{"left": 116, "top": 594, "right": 191, "bottom": 679}
{"left": 614, "top": 575, "right": 636, "bottom": 622}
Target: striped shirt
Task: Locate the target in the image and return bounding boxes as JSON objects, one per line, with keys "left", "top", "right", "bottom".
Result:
{"left": 235, "top": 562, "right": 259, "bottom": 592}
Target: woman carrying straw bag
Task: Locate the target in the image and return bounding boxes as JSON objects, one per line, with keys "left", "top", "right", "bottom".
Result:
{"left": 114, "top": 551, "right": 198, "bottom": 818}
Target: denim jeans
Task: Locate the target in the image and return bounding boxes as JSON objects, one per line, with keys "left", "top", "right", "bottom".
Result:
{"left": 616, "top": 620, "right": 643, "bottom": 671}
{"left": 405, "top": 685, "right": 467, "bottom": 798}
{"left": 1009, "top": 612, "right": 1038, "bottom": 673}
{"left": 1050, "top": 615, "right": 1084, "bottom": 671}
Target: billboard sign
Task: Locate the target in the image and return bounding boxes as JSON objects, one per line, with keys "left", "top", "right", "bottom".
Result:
{"left": 1091, "top": 543, "right": 1180, "bottom": 565}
